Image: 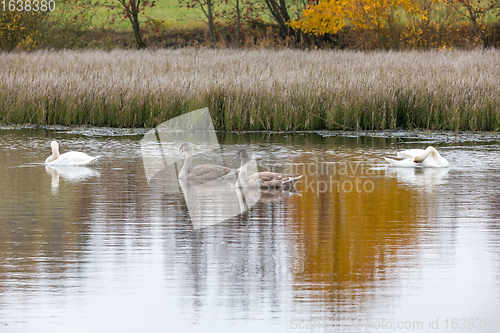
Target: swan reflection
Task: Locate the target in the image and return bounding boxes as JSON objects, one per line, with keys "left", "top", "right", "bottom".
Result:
{"left": 178, "top": 178, "right": 248, "bottom": 229}
{"left": 253, "top": 188, "right": 301, "bottom": 203}
{"left": 386, "top": 167, "right": 449, "bottom": 190}
{"left": 46, "top": 165, "right": 100, "bottom": 194}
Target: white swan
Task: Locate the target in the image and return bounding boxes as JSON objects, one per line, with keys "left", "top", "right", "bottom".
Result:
{"left": 176, "top": 142, "right": 235, "bottom": 181}
{"left": 385, "top": 146, "right": 449, "bottom": 168}
{"left": 45, "top": 140, "right": 99, "bottom": 166}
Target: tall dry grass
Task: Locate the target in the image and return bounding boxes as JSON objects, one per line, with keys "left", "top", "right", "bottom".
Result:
{"left": 0, "top": 49, "right": 499, "bottom": 131}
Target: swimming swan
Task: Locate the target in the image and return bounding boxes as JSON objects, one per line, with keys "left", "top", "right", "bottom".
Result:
{"left": 385, "top": 146, "right": 449, "bottom": 168}
{"left": 177, "top": 142, "right": 235, "bottom": 181}
{"left": 45, "top": 141, "right": 99, "bottom": 166}
{"left": 233, "top": 148, "right": 302, "bottom": 189}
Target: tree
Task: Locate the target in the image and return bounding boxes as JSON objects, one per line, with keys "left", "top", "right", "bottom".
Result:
{"left": 403, "top": 0, "right": 461, "bottom": 48}
{"left": 0, "top": 0, "right": 103, "bottom": 50}
{"left": 179, "top": 0, "right": 218, "bottom": 44}
{"left": 230, "top": 0, "right": 243, "bottom": 43}
{"left": 288, "top": 0, "right": 345, "bottom": 35}
{"left": 46, "top": 0, "right": 100, "bottom": 48}
{"left": 0, "top": 12, "right": 46, "bottom": 51}
{"left": 222, "top": 0, "right": 260, "bottom": 45}
{"left": 263, "top": 0, "right": 304, "bottom": 36}
{"left": 289, "top": 0, "right": 426, "bottom": 47}
{"left": 108, "top": 0, "right": 156, "bottom": 48}
{"left": 444, "top": 0, "right": 499, "bottom": 45}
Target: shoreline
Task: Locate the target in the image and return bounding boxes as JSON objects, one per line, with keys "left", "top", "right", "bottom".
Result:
{"left": 1, "top": 125, "right": 499, "bottom": 143}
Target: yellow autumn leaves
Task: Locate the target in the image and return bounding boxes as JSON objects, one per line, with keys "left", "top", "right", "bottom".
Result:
{"left": 0, "top": 12, "right": 43, "bottom": 50}
{"left": 289, "top": 0, "right": 437, "bottom": 35}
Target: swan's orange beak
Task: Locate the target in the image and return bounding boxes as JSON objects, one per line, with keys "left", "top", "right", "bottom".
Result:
{"left": 176, "top": 148, "right": 183, "bottom": 156}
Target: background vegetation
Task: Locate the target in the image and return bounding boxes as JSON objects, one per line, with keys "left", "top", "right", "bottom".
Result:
{"left": 0, "top": 49, "right": 499, "bottom": 131}
{"left": 1, "top": 0, "right": 499, "bottom": 50}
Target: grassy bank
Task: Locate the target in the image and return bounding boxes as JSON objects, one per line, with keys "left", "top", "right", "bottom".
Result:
{"left": 0, "top": 49, "right": 499, "bottom": 131}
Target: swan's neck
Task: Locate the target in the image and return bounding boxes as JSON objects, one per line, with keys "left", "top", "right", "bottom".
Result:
{"left": 237, "top": 156, "right": 250, "bottom": 187}
{"left": 240, "top": 156, "right": 250, "bottom": 171}
{"left": 414, "top": 147, "right": 436, "bottom": 163}
{"left": 46, "top": 146, "right": 60, "bottom": 163}
{"left": 430, "top": 149, "right": 449, "bottom": 167}
{"left": 178, "top": 151, "right": 193, "bottom": 179}
{"left": 414, "top": 147, "right": 448, "bottom": 167}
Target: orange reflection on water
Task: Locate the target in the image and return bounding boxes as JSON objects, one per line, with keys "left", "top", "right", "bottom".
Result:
{"left": 286, "top": 155, "right": 429, "bottom": 312}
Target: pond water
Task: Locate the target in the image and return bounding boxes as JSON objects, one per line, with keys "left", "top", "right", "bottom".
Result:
{"left": 0, "top": 127, "right": 499, "bottom": 333}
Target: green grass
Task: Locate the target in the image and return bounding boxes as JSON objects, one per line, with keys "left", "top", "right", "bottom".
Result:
{"left": 85, "top": 0, "right": 237, "bottom": 30}
{"left": 50, "top": 0, "right": 209, "bottom": 31}
{"left": 0, "top": 49, "right": 499, "bottom": 131}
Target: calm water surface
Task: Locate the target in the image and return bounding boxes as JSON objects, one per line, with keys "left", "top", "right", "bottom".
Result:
{"left": 1, "top": 128, "right": 499, "bottom": 333}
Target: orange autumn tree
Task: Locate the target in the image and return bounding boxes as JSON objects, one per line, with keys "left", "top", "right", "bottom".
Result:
{"left": 290, "top": 0, "right": 427, "bottom": 46}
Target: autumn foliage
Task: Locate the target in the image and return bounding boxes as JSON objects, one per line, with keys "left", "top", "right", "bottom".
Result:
{"left": 290, "top": 0, "right": 499, "bottom": 48}
{"left": 290, "top": 0, "right": 427, "bottom": 34}
{"left": 0, "top": 12, "right": 45, "bottom": 50}
{"left": 0, "top": 0, "right": 499, "bottom": 50}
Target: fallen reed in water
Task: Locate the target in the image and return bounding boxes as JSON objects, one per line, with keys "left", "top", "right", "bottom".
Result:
{"left": 0, "top": 49, "right": 499, "bottom": 131}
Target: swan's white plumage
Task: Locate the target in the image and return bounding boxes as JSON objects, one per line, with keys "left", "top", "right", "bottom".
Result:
{"left": 397, "top": 149, "right": 426, "bottom": 159}
{"left": 45, "top": 141, "right": 99, "bottom": 166}
{"left": 386, "top": 146, "right": 449, "bottom": 168}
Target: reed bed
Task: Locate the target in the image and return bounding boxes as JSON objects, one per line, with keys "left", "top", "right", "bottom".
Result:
{"left": 0, "top": 49, "right": 499, "bottom": 131}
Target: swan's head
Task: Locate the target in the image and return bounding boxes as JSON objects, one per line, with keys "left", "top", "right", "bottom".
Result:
{"left": 50, "top": 140, "right": 60, "bottom": 153}
{"left": 414, "top": 146, "right": 436, "bottom": 163}
{"left": 176, "top": 142, "right": 193, "bottom": 156}
{"left": 233, "top": 149, "right": 253, "bottom": 166}
{"left": 232, "top": 148, "right": 249, "bottom": 161}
